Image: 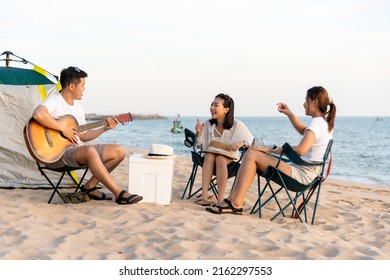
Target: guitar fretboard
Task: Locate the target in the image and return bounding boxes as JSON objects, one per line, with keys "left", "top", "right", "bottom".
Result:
{"left": 75, "top": 119, "right": 108, "bottom": 133}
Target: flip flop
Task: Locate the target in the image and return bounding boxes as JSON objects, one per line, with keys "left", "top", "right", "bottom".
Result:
{"left": 116, "top": 190, "right": 143, "bottom": 205}
{"left": 206, "top": 198, "right": 243, "bottom": 215}
{"left": 80, "top": 185, "right": 112, "bottom": 200}
{"left": 194, "top": 194, "right": 215, "bottom": 206}
{"left": 194, "top": 198, "right": 214, "bottom": 206}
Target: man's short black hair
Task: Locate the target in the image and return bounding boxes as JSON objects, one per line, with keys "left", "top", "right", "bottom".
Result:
{"left": 60, "top": 66, "right": 88, "bottom": 90}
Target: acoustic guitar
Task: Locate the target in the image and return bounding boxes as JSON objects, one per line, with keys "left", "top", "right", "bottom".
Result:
{"left": 23, "top": 113, "right": 132, "bottom": 164}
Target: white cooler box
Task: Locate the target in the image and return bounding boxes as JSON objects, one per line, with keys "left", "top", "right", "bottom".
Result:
{"left": 128, "top": 154, "right": 174, "bottom": 205}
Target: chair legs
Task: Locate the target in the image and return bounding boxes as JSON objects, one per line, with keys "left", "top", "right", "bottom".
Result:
{"left": 182, "top": 164, "right": 242, "bottom": 200}
{"left": 45, "top": 170, "right": 67, "bottom": 204}
{"left": 181, "top": 164, "right": 200, "bottom": 199}
{"left": 181, "top": 143, "right": 245, "bottom": 201}
{"left": 182, "top": 157, "right": 240, "bottom": 201}
{"left": 250, "top": 141, "right": 331, "bottom": 225}
{"left": 67, "top": 169, "right": 89, "bottom": 193}
{"left": 181, "top": 163, "right": 218, "bottom": 199}
{"left": 251, "top": 171, "right": 322, "bottom": 225}
{"left": 310, "top": 186, "right": 321, "bottom": 224}
{"left": 250, "top": 168, "right": 284, "bottom": 218}
{"left": 39, "top": 167, "right": 89, "bottom": 204}
{"left": 250, "top": 176, "right": 284, "bottom": 219}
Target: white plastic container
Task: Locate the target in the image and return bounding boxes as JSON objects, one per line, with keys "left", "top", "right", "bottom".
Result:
{"left": 128, "top": 154, "right": 174, "bottom": 205}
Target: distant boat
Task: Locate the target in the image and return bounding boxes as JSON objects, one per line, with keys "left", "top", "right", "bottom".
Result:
{"left": 375, "top": 117, "right": 383, "bottom": 121}
{"left": 171, "top": 117, "right": 184, "bottom": 133}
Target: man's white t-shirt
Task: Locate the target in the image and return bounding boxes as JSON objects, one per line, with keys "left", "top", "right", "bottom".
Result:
{"left": 41, "top": 93, "right": 86, "bottom": 125}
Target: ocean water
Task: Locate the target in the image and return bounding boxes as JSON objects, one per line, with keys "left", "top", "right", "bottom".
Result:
{"left": 99, "top": 116, "right": 390, "bottom": 186}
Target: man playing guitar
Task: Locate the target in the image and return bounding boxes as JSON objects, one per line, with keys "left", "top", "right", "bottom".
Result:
{"left": 31, "top": 66, "right": 142, "bottom": 205}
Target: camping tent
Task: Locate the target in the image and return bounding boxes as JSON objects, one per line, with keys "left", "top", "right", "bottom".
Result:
{"left": 0, "top": 51, "right": 75, "bottom": 187}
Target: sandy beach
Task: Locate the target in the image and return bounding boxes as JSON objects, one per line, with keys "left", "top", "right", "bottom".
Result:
{"left": 1, "top": 146, "right": 389, "bottom": 260}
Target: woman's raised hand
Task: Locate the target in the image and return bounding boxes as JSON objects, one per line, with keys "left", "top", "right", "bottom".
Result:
{"left": 277, "top": 102, "right": 292, "bottom": 116}
{"left": 195, "top": 118, "right": 204, "bottom": 136}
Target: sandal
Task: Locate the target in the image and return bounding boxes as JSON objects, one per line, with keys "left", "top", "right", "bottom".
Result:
{"left": 80, "top": 185, "right": 112, "bottom": 201}
{"left": 206, "top": 198, "right": 243, "bottom": 215}
{"left": 116, "top": 190, "right": 143, "bottom": 205}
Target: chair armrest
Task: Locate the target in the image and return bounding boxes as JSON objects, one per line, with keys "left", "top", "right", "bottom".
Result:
{"left": 281, "top": 143, "right": 323, "bottom": 166}
{"left": 237, "top": 146, "right": 248, "bottom": 162}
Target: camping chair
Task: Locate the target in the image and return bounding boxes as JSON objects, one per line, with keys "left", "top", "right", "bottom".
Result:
{"left": 35, "top": 161, "right": 89, "bottom": 204}
{"left": 181, "top": 128, "right": 246, "bottom": 200}
{"left": 22, "top": 120, "right": 90, "bottom": 204}
{"left": 250, "top": 140, "right": 333, "bottom": 225}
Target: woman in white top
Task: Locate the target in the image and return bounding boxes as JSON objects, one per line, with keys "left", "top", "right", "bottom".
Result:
{"left": 206, "top": 86, "right": 336, "bottom": 215}
{"left": 195, "top": 93, "right": 254, "bottom": 206}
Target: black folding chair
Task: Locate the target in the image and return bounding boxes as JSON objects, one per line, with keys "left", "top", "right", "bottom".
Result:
{"left": 181, "top": 128, "right": 246, "bottom": 200}
{"left": 36, "top": 161, "right": 89, "bottom": 203}
{"left": 250, "top": 140, "right": 333, "bottom": 225}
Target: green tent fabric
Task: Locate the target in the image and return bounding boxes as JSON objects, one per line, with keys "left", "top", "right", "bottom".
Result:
{"left": 0, "top": 67, "right": 54, "bottom": 85}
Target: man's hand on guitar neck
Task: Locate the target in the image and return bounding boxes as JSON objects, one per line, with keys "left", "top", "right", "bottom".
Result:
{"left": 103, "top": 117, "right": 119, "bottom": 131}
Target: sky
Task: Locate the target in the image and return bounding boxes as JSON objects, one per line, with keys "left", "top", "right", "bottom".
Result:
{"left": 2, "top": 0, "right": 389, "bottom": 117}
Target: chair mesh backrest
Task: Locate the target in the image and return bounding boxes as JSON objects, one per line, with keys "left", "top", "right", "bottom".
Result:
{"left": 323, "top": 139, "right": 333, "bottom": 162}
{"left": 321, "top": 139, "right": 333, "bottom": 181}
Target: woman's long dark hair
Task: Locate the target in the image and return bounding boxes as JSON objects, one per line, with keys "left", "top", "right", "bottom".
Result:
{"left": 307, "top": 86, "right": 336, "bottom": 132}
{"left": 209, "top": 93, "right": 235, "bottom": 129}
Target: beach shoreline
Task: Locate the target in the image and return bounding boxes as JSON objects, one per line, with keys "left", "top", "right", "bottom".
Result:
{"left": 0, "top": 146, "right": 389, "bottom": 260}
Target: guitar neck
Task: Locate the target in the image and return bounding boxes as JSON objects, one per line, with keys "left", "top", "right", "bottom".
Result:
{"left": 76, "top": 119, "right": 108, "bottom": 133}
{"left": 73, "top": 113, "right": 131, "bottom": 133}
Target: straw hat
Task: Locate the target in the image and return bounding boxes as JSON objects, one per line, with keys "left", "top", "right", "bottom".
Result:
{"left": 201, "top": 141, "right": 238, "bottom": 160}
{"left": 144, "top": 144, "right": 174, "bottom": 159}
